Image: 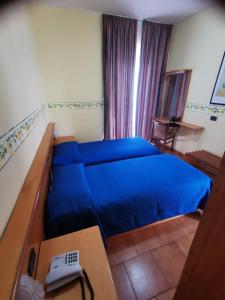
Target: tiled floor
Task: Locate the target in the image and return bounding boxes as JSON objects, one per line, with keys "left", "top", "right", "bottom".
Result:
{"left": 107, "top": 214, "right": 200, "bottom": 300}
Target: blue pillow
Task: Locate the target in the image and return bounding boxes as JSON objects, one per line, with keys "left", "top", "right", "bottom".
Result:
{"left": 46, "top": 164, "right": 101, "bottom": 239}
{"left": 52, "top": 141, "right": 83, "bottom": 167}
{"left": 78, "top": 137, "right": 161, "bottom": 165}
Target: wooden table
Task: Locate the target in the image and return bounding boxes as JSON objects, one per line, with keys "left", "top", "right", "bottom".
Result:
{"left": 153, "top": 117, "right": 204, "bottom": 131}
{"left": 36, "top": 226, "right": 118, "bottom": 300}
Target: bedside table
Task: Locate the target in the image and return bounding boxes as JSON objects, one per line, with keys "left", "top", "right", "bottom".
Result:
{"left": 36, "top": 226, "right": 118, "bottom": 299}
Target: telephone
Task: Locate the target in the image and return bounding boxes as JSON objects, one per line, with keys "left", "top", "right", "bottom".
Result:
{"left": 45, "top": 250, "right": 81, "bottom": 292}
{"left": 170, "top": 116, "right": 181, "bottom": 123}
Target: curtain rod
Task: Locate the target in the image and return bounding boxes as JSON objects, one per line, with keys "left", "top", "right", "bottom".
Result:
{"left": 103, "top": 12, "right": 142, "bottom": 21}
{"left": 103, "top": 13, "right": 173, "bottom": 24}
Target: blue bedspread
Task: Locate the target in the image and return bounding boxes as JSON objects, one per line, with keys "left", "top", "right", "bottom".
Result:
{"left": 46, "top": 154, "right": 211, "bottom": 239}
{"left": 52, "top": 142, "right": 83, "bottom": 167}
{"left": 78, "top": 137, "right": 160, "bottom": 165}
{"left": 85, "top": 154, "right": 211, "bottom": 237}
{"left": 52, "top": 137, "right": 160, "bottom": 167}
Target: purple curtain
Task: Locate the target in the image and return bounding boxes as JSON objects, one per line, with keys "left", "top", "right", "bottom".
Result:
{"left": 163, "top": 72, "right": 191, "bottom": 118}
{"left": 103, "top": 14, "right": 137, "bottom": 140}
{"left": 136, "top": 21, "right": 172, "bottom": 140}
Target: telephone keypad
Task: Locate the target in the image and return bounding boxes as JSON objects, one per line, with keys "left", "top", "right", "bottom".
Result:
{"left": 65, "top": 251, "right": 79, "bottom": 267}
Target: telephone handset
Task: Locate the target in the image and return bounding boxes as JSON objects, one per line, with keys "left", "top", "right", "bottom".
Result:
{"left": 45, "top": 250, "right": 81, "bottom": 292}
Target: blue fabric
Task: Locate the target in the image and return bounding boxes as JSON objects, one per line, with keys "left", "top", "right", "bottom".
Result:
{"left": 52, "top": 141, "right": 83, "bottom": 167}
{"left": 46, "top": 164, "right": 100, "bottom": 239}
{"left": 78, "top": 137, "right": 161, "bottom": 165}
{"left": 46, "top": 154, "right": 211, "bottom": 239}
{"left": 85, "top": 154, "right": 211, "bottom": 237}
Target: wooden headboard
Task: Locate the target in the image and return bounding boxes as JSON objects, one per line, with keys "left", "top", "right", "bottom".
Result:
{"left": 0, "top": 123, "right": 55, "bottom": 300}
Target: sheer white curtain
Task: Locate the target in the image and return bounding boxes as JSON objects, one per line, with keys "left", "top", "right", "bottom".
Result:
{"left": 132, "top": 20, "right": 142, "bottom": 137}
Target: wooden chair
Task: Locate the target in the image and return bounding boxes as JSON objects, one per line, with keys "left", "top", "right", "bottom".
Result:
{"left": 151, "top": 120, "right": 178, "bottom": 151}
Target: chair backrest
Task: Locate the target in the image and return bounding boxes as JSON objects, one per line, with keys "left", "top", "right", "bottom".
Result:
{"left": 152, "top": 120, "right": 178, "bottom": 140}
{"left": 152, "top": 121, "right": 168, "bottom": 139}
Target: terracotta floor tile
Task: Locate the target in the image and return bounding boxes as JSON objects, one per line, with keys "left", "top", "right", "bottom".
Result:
{"left": 152, "top": 242, "right": 186, "bottom": 287}
{"left": 107, "top": 215, "right": 199, "bottom": 299}
{"left": 107, "top": 234, "right": 137, "bottom": 266}
{"left": 111, "top": 263, "right": 136, "bottom": 300}
{"left": 125, "top": 251, "right": 170, "bottom": 300}
{"left": 154, "top": 219, "right": 185, "bottom": 244}
{"left": 175, "top": 232, "right": 195, "bottom": 256}
{"left": 157, "top": 288, "right": 176, "bottom": 300}
{"left": 174, "top": 214, "right": 200, "bottom": 235}
{"left": 131, "top": 226, "right": 164, "bottom": 254}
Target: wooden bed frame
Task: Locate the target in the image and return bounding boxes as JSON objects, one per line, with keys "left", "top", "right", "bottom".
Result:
{"left": 0, "top": 124, "right": 185, "bottom": 299}
{"left": 0, "top": 123, "right": 55, "bottom": 300}
{"left": 1, "top": 122, "right": 220, "bottom": 299}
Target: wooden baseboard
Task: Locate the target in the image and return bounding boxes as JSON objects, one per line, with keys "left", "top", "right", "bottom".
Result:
{"left": 151, "top": 142, "right": 184, "bottom": 158}
{"left": 165, "top": 146, "right": 184, "bottom": 158}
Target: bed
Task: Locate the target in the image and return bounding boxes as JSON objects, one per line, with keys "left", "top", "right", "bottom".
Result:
{"left": 52, "top": 137, "right": 161, "bottom": 167}
{"left": 46, "top": 154, "right": 211, "bottom": 240}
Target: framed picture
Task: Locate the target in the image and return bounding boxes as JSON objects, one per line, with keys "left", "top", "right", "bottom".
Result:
{"left": 210, "top": 51, "right": 225, "bottom": 106}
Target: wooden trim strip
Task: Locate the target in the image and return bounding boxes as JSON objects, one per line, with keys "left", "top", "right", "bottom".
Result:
{"left": 0, "top": 123, "right": 55, "bottom": 300}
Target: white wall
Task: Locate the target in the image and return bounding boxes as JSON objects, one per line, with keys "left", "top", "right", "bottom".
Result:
{"left": 28, "top": 5, "right": 104, "bottom": 141}
{"left": 167, "top": 7, "right": 225, "bottom": 156}
{"left": 0, "top": 4, "right": 47, "bottom": 237}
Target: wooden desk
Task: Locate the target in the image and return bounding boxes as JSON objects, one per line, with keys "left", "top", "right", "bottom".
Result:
{"left": 36, "top": 226, "right": 118, "bottom": 300}
{"left": 153, "top": 117, "right": 204, "bottom": 131}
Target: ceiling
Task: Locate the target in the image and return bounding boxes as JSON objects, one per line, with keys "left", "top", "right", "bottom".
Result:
{"left": 42, "top": 0, "right": 212, "bottom": 24}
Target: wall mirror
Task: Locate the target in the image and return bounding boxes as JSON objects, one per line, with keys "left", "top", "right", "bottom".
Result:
{"left": 161, "top": 69, "right": 192, "bottom": 120}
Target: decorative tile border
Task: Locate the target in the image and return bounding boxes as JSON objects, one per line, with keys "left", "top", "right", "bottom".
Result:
{"left": 185, "top": 102, "right": 225, "bottom": 116}
{"left": 0, "top": 106, "right": 45, "bottom": 171}
{"left": 49, "top": 101, "right": 224, "bottom": 115}
{"left": 48, "top": 101, "right": 104, "bottom": 110}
